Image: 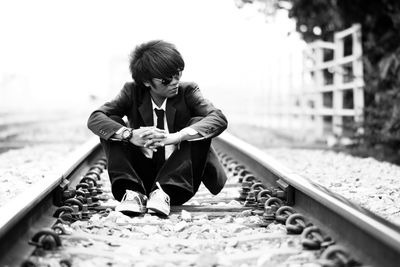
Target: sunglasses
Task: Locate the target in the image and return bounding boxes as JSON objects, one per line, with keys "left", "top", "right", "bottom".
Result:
{"left": 154, "top": 71, "right": 182, "bottom": 86}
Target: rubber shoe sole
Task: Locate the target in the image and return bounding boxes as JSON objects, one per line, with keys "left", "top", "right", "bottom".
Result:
{"left": 115, "top": 202, "right": 146, "bottom": 216}
{"left": 147, "top": 199, "right": 170, "bottom": 216}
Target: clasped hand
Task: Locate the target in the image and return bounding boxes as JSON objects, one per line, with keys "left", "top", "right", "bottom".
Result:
{"left": 130, "top": 126, "right": 180, "bottom": 151}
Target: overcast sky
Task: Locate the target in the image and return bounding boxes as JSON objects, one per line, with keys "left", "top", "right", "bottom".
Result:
{"left": 0, "top": 0, "right": 303, "bottom": 116}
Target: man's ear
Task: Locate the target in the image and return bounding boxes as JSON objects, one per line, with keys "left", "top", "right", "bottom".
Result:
{"left": 143, "top": 81, "right": 151, "bottom": 87}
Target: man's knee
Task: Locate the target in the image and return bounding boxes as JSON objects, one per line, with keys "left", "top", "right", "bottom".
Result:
{"left": 109, "top": 115, "right": 126, "bottom": 126}
{"left": 186, "top": 116, "right": 204, "bottom": 126}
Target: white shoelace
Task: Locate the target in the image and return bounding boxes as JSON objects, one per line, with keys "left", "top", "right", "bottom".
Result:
{"left": 122, "top": 190, "right": 144, "bottom": 206}
{"left": 155, "top": 182, "right": 164, "bottom": 193}
{"left": 151, "top": 182, "right": 170, "bottom": 204}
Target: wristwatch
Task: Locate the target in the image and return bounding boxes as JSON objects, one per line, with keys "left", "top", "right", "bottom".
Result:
{"left": 121, "top": 128, "right": 133, "bottom": 142}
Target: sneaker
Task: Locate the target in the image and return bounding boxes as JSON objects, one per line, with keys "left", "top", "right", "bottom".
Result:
{"left": 147, "top": 182, "right": 170, "bottom": 216}
{"left": 115, "top": 190, "right": 147, "bottom": 216}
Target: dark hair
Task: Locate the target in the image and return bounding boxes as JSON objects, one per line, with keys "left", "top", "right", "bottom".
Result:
{"left": 129, "top": 40, "right": 185, "bottom": 85}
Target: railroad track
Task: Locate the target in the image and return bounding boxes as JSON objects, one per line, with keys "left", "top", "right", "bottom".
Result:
{"left": 0, "top": 112, "right": 91, "bottom": 154}
{"left": 0, "top": 133, "right": 399, "bottom": 266}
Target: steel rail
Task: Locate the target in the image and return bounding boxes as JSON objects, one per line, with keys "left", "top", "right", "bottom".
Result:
{"left": 0, "top": 137, "right": 102, "bottom": 266}
{"left": 215, "top": 132, "right": 400, "bottom": 267}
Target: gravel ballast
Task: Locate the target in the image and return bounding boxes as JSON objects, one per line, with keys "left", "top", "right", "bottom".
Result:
{"left": 262, "top": 148, "right": 400, "bottom": 226}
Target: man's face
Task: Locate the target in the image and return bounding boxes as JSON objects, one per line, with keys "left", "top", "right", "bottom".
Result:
{"left": 148, "top": 71, "right": 182, "bottom": 99}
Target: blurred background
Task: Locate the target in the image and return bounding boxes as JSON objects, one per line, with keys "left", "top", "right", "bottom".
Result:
{"left": 0, "top": 0, "right": 302, "bottom": 120}
{"left": 1, "top": 0, "right": 400, "bottom": 163}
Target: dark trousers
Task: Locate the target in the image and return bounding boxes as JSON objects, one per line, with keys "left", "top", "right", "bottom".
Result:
{"left": 100, "top": 117, "right": 211, "bottom": 205}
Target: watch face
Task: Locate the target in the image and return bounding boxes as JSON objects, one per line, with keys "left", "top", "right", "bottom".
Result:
{"left": 122, "top": 129, "right": 131, "bottom": 139}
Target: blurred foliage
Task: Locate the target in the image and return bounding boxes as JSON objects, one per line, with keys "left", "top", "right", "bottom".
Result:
{"left": 287, "top": 0, "right": 400, "bottom": 162}
{"left": 236, "top": 0, "right": 400, "bottom": 163}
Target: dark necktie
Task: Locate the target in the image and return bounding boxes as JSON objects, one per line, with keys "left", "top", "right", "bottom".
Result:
{"left": 153, "top": 108, "right": 165, "bottom": 171}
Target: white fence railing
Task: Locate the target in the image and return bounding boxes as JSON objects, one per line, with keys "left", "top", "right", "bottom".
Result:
{"left": 297, "top": 24, "right": 364, "bottom": 141}
{"left": 219, "top": 24, "right": 364, "bottom": 144}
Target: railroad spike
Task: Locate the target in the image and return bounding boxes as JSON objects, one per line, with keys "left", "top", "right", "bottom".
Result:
{"left": 29, "top": 229, "right": 62, "bottom": 250}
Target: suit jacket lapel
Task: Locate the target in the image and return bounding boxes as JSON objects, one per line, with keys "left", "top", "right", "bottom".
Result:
{"left": 138, "top": 90, "right": 153, "bottom": 127}
{"left": 139, "top": 89, "right": 178, "bottom": 131}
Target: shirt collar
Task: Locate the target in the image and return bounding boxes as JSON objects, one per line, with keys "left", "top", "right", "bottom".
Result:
{"left": 151, "top": 98, "right": 167, "bottom": 111}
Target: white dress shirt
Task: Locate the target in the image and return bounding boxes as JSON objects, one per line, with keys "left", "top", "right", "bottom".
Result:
{"left": 116, "top": 98, "right": 199, "bottom": 160}
{"left": 140, "top": 98, "right": 174, "bottom": 160}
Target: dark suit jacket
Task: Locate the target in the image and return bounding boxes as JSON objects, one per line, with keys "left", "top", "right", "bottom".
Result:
{"left": 87, "top": 81, "right": 228, "bottom": 194}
